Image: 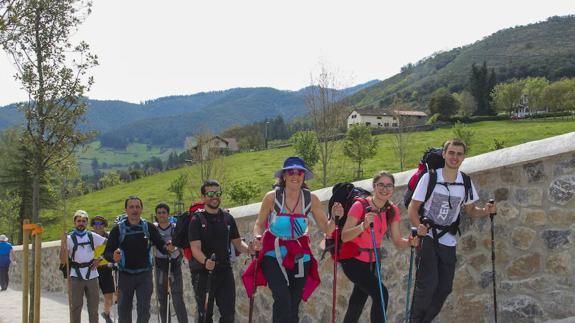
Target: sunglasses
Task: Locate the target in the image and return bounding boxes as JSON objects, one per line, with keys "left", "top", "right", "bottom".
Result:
{"left": 204, "top": 191, "right": 223, "bottom": 198}
{"left": 92, "top": 221, "right": 105, "bottom": 226}
{"left": 375, "top": 183, "right": 395, "bottom": 190}
{"left": 285, "top": 169, "right": 305, "bottom": 176}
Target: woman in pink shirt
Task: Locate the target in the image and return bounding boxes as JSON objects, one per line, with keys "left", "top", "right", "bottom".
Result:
{"left": 340, "top": 171, "right": 417, "bottom": 323}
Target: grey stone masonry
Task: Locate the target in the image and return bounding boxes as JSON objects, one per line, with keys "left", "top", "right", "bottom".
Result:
{"left": 9, "top": 131, "right": 575, "bottom": 322}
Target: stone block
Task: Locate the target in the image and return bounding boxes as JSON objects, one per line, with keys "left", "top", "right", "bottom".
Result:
{"left": 546, "top": 251, "right": 572, "bottom": 276}
{"left": 453, "top": 267, "right": 474, "bottom": 291}
{"left": 500, "top": 295, "right": 544, "bottom": 322}
{"left": 480, "top": 270, "right": 495, "bottom": 289}
{"left": 553, "top": 154, "right": 575, "bottom": 176}
{"left": 511, "top": 227, "right": 536, "bottom": 250}
{"left": 501, "top": 167, "right": 521, "bottom": 184}
{"left": 497, "top": 201, "right": 519, "bottom": 220}
{"left": 459, "top": 234, "right": 477, "bottom": 252}
{"left": 548, "top": 175, "right": 575, "bottom": 205}
{"left": 524, "top": 161, "right": 546, "bottom": 183}
{"left": 440, "top": 294, "right": 489, "bottom": 323}
{"left": 468, "top": 254, "right": 488, "bottom": 271}
{"left": 494, "top": 187, "right": 509, "bottom": 201}
{"left": 542, "top": 290, "right": 575, "bottom": 319}
{"left": 514, "top": 187, "right": 543, "bottom": 207}
{"left": 506, "top": 253, "right": 541, "bottom": 280}
{"left": 522, "top": 209, "right": 547, "bottom": 226}
{"left": 548, "top": 207, "right": 575, "bottom": 225}
{"left": 541, "top": 230, "right": 572, "bottom": 250}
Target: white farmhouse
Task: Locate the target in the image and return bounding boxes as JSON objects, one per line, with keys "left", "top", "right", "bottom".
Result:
{"left": 347, "top": 107, "right": 427, "bottom": 129}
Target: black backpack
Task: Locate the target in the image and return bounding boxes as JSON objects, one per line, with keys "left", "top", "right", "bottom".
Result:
{"left": 322, "top": 182, "right": 371, "bottom": 259}
{"left": 403, "top": 147, "right": 473, "bottom": 240}
{"left": 172, "top": 202, "right": 205, "bottom": 249}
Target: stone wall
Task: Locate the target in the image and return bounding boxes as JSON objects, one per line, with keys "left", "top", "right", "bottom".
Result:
{"left": 9, "top": 132, "right": 575, "bottom": 322}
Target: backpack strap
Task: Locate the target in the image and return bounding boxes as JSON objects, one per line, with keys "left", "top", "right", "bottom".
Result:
{"left": 424, "top": 169, "right": 438, "bottom": 204}
{"left": 461, "top": 171, "right": 473, "bottom": 203}
{"left": 302, "top": 188, "right": 312, "bottom": 216}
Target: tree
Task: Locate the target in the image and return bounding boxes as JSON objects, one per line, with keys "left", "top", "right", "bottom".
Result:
{"left": 542, "top": 79, "right": 572, "bottom": 113}
{"left": 100, "top": 172, "right": 121, "bottom": 188}
{"left": 390, "top": 99, "right": 413, "bottom": 171}
{"left": 228, "top": 179, "right": 259, "bottom": 205}
{"left": 451, "top": 122, "right": 475, "bottom": 153}
{"left": 187, "top": 132, "right": 226, "bottom": 183}
{"left": 492, "top": 81, "right": 524, "bottom": 115}
{"left": 289, "top": 131, "right": 319, "bottom": 170}
{"left": 469, "top": 62, "right": 497, "bottom": 115}
{"left": 168, "top": 174, "right": 188, "bottom": 204}
{"left": 0, "top": 0, "right": 97, "bottom": 227}
{"left": 453, "top": 90, "right": 477, "bottom": 117}
{"left": 523, "top": 77, "right": 549, "bottom": 114}
{"left": 428, "top": 88, "right": 460, "bottom": 121}
{"left": 306, "top": 64, "right": 347, "bottom": 186}
{"left": 0, "top": 190, "right": 22, "bottom": 243}
{"left": 343, "top": 125, "right": 378, "bottom": 179}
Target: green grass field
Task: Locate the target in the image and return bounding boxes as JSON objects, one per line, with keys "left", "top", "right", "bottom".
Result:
{"left": 40, "top": 119, "right": 575, "bottom": 240}
{"left": 77, "top": 141, "right": 182, "bottom": 174}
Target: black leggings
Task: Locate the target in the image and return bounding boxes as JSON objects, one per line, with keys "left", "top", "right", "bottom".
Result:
{"left": 341, "top": 258, "right": 389, "bottom": 323}
{"left": 261, "top": 256, "right": 311, "bottom": 323}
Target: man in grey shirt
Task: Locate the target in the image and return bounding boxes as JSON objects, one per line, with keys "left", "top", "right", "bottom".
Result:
{"left": 154, "top": 203, "right": 188, "bottom": 323}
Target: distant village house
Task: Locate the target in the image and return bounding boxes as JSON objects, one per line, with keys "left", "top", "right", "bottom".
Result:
{"left": 187, "top": 135, "right": 240, "bottom": 160}
{"left": 347, "top": 107, "right": 427, "bottom": 129}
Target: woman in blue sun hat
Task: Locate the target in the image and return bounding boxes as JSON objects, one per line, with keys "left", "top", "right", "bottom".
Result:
{"left": 243, "top": 156, "right": 344, "bottom": 323}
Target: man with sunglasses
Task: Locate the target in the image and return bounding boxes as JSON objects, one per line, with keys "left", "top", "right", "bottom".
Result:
{"left": 188, "top": 179, "right": 254, "bottom": 323}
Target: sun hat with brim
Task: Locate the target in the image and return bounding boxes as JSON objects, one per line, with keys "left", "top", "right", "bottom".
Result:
{"left": 0, "top": 234, "right": 8, "bottom": 242}
{"left": 274, "top": 156, "right": 314, "bottom": 180}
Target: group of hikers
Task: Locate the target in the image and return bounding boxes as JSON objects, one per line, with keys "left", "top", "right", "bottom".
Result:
{"left": 56, "top": 137, "right": 497, "bottom": 323}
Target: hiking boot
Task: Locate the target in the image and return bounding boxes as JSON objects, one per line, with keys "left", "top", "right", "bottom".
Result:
{"left": 101, "top": 312, "right": 113, "bottom": 323}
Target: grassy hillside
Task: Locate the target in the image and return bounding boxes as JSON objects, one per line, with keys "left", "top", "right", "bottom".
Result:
{"left": 40, "top": 119, "right": 575, "bottom": 240}
{"left": 77, "top": 141, "right": 182, "bottom": 174}
{"left": 347, "top": 15, "right": 575, "bottom": 109}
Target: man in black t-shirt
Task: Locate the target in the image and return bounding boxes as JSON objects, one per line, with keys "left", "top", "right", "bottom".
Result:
{"left": 104, "top": 196, "right": 175, "bottom": 323}
{"left": 189, "top": 180, "right": 253, "bottom": 323}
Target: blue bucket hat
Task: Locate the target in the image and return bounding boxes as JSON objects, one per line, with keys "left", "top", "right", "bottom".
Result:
{"left": 274, "top": 156, "right": 314, "bottom": 180}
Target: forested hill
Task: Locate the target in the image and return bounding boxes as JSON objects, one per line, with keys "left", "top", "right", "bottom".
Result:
{"left": 346, "top": 15, "right": 575, "bottom": 109}
{"left": 0, "top": 80, "right": 379, "bottom": 147}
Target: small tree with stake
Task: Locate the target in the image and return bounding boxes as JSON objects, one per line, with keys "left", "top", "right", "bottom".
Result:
{"left": 343, "top": 125, "right": 378, "bottom": 180}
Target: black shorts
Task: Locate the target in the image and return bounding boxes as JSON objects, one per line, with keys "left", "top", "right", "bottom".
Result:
{"left": 97, "top": 266, "right": 115, "bottom": 294}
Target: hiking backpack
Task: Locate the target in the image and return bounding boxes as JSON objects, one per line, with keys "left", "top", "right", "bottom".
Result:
{"left": 68, "top": 231, "right": 96, "bottom": 279}
{"left": 117, "top": 218, "right": 153, "bottom": 274}
{"left": 173, "top": 202, "right": 240, "bottom": 263}
{"left": 403, "top": 147, "right": 473, "bottom": 238}
{"left": 322, "top": 182, "right": 371, "bottom": 260}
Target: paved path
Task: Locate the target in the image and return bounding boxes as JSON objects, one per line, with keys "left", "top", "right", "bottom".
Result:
{"left": 0, "top": 287, "right": 91, "bottom": 323}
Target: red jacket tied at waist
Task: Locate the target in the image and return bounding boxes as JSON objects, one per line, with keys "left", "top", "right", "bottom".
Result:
{"left": 241, "top": 230, "right": 320, "bottom": 301}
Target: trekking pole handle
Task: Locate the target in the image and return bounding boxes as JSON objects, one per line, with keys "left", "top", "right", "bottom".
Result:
{"left": 365, "top": 206, "right": 374, "bottom": 228}
{"left": 488, "top": 199, "right": 497, "bottom": 219}
{"left": 410, "top": 227, "right": 418, "bottom": 237}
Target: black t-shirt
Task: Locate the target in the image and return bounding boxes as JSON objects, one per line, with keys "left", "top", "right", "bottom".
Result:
{"left": 188, "top": 209, "right": 240, "bottom": 268}
{"left": 103, "top": 220, "right": 166, "bottom": 272}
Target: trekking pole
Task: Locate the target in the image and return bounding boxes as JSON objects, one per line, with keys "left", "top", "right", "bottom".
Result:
{"left": 248, "top": 236, "right": 262, "bottom": 323}
{"left": 332, "top": 215, "right": 339, "bottom": 323}
{"left": 154, "top": 258, "right": 161, "bottom": 323}
{"left": 166, "top": 255, "right": 172, "bottom": 323}
{"left": 488, "top": 199, "right": 498, "bottom": 323}
{"left": 113, "top": 265, "right": 119, "bottom": 323}
{"left": 404, "top": 227, "right": 418, "bottom": 323}
{"left": 203, "top": 254, "right": 217, "bottom": 323}
{"left": 367, "top": 207, "right": 387, "bottom": 323}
